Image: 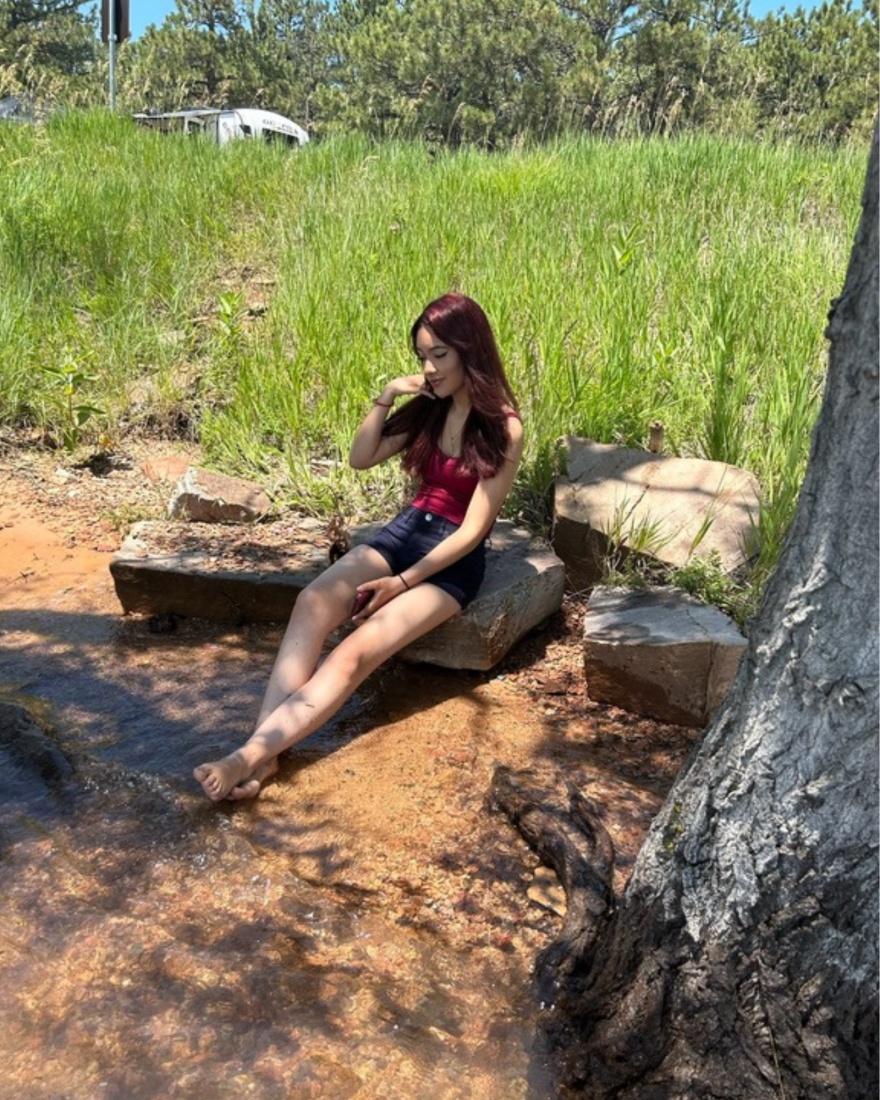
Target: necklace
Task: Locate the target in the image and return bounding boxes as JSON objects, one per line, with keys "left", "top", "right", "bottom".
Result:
{"left": 442, "top": 410, "right": 468, "bottom": 455}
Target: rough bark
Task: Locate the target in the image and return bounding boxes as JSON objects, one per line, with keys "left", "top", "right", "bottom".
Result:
{"left": 533, "top": 129, "right": 879, "bottom": 1099}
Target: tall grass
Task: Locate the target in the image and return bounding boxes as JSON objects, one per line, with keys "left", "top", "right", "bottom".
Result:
{"left": 0, "top": 111, "right": 866, "bottom": 588}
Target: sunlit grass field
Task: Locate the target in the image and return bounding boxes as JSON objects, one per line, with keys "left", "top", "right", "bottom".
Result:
{"left": 0, "top": 110, "right": 867, "bottom": 593}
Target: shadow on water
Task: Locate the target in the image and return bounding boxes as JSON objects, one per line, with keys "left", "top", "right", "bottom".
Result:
{"left": 0, "top": 606, "right": 557, "bottom": 1100}
{"left": 0, "top": 606, "right": 488, "bottom": 777}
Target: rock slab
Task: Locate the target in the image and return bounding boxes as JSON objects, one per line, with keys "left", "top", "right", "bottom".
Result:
{"left": 168, "top": 467, "right": 271, "bottom": 523}
{"left": 553, "top": 436, "right": 761, "bottom": 592}
{"left": 583, "top": 585, "right": 746, "bottom": 726}
{"left": 140, "top": 455, "right": 192, "bottom": 485}
{"left": 347, "top": 522, "right": 565, "bottom": 670}
{"left": 111, "top": 520, "right": 565, "bottom": 671}
{"left": 110, "top": 520, "right": 328, "bottom": 624}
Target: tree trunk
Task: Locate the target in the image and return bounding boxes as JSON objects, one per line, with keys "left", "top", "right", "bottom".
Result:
{"left": 538, "top": 128, "right": 879, "bottom": 1099}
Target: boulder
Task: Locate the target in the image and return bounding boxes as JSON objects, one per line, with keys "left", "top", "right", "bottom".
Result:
{"left": 348, "top": 522, "right": 566, "bottom": 670}
{"left": 0, "top": 701, "right": 75, "bottom": 786}
{"left": 553, "top": 436, "right": 761, "bottom": 593}
{"left": 168, "top": 467, "right": 271, "bottom": 523}
{"left": 140, "top": 455, "right": 191, "bottom": 485}
{"left": 583, "top": 585, "right": 746, "bottom": 727}
{"left": 110, "top": 519, "right": 565, "bottom": 671}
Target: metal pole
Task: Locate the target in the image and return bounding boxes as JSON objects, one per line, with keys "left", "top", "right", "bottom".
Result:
{"left": 109, "top": 0, "right": 117, "bottom": 111}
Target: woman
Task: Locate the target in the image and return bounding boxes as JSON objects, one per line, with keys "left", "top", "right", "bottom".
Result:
{"left": 194, "top": 293, "right": 523, "bottom": 801}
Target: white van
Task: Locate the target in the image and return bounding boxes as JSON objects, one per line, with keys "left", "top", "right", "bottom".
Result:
{"left": 133, "top": 107, "right": 309, "bottom": 147}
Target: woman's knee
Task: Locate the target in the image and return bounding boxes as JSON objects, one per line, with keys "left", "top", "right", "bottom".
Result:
{"left": 330, "top": 624, "right": 390, "bottom": 684}
{"left": 289, "top": 580, "right": 338, "bottom": 630}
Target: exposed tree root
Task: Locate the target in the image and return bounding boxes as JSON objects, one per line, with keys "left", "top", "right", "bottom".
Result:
{"left": 490, "top": 765, "right": 616, "bottom": 991}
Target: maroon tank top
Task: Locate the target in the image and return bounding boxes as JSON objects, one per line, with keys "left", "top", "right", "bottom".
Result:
{"left": 409, "top": 411, "right": 520, "bottom": 525}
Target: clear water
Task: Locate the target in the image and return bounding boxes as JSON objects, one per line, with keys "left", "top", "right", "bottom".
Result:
{"left": 0, "top": 596, "right": 553, "bottom": 1100}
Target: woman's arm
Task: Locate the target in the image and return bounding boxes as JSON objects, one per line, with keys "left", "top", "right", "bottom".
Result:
{"left": 349, "top": 374, "right": 432, "bottom": 469}
{"left": 404, "top": 415, "right": 524, "bottom": 584}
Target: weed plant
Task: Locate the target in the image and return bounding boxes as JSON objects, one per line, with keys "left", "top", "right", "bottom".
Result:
{"left": 0, "top": 111, "right": 866, "bottom": 601}
{"left": 604, "top": 551, "right": 758, "bottom": 629}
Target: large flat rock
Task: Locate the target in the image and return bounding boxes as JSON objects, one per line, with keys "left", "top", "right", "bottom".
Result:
{"left": 110, "top": 519, "right": 328, "bottom": 623}
{"left": 348, "top": 522, "right": 565, "bottom": 669}
{"left": 553, "top": 436, "right": 761, "bottom": 592}
{"left": 583, "top": 584, "right": 747, "bottom": 726}
{"left": 111, "top": 519, "right": 565, "bottom": 671}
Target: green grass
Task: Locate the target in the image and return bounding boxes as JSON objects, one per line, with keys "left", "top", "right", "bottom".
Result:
{"left": 0, "top": 110, "right": 868, "bottom": 597}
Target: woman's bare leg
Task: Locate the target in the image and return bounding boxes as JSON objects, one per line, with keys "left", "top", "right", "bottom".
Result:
{"left": 194, "top": 546, "right": 390, "bottom": 800}
{"left": 194, "top": 581, "right": 461, "bottom": 801}
{"left": 253, "top": 545, "right": 393, "bottom": 727}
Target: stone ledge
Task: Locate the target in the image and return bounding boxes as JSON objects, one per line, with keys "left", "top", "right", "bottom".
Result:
{"left": 349, "top": 522, "right": 565, "bottom": 669}
{"left": 110, "top": 519, "right": 565, "bottom": 671}
{"left": 110, "top": 520, "right": 328, "bottom": 624}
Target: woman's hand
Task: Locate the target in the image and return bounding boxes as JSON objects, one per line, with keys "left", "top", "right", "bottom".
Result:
{"left": 351, "top": 575, "right": 409, "bottom": 621}
{"left": 378, "top": 373, "right": 437, "bottom": 404}
{"left": 351, "top": 373, "right": 437, "bottom": 470}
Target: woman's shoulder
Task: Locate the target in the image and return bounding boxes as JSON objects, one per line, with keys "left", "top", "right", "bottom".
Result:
{"left": 501, "top": 406, "right": 523, "bottom": 431}
{"left": 501, "top": 406, "right": 524, "bottom": 455}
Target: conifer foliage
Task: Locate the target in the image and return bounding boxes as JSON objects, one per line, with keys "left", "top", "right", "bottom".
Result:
{"left": 1, "top": 0, "right": 876, "bottom": 142}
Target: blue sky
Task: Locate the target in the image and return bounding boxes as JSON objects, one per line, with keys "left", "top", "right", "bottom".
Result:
{"left": 83, "top": 1, "right": 824, "bottom": 40}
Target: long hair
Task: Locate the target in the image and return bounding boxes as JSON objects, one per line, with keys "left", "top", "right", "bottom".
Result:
{"left": 383, "top": 293, "right": 518, "bottom": 480}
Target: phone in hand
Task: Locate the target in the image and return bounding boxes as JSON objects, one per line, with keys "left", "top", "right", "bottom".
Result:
{"left": 351, "top": 589, "right": 372, "bottom": 618}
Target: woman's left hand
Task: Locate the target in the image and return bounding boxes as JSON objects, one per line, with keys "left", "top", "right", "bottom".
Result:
{"left": 351, "top": 575, "right": 409, "bottom": 621}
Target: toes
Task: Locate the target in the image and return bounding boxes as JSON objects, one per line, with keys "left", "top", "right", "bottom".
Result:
{"left": 227, "top": 779, "right": 260, "bottom": 801}
{"left": 226, "top": 761, "right": 279, "bottom": 801}
{"left": 194, "top": 758, "right": 277, "bottom": 802}
{"left": 194, "top": 764, "right": 225, "bottom": 798}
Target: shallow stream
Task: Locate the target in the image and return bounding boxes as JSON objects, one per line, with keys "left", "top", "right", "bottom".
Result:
{"left": 0, "top": 492, "right": 694, "bottom": 1100}
{"left": 0, "top": 520, "right": 561, "bottom": 1100}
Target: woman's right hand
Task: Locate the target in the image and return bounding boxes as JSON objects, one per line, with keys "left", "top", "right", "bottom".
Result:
{"left": 350, "top": 574, "right": 409, "bottom": 621}
{"left": 351, "top": 373, "right": 436, "bottom": 470}
{"left": 378, "top": 373, "right": 437, "bottom": 404}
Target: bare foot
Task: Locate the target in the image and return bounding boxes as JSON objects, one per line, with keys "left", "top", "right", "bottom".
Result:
{"left": 193, "top": 751, "right": 251, "bottom": 801}
{"left": 227, "top": 757, "right": 280, "bottom": 801}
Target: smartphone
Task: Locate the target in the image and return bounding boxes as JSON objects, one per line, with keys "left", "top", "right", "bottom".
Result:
{"left": 351, "top": 589, "right": 372, "bottom": 618}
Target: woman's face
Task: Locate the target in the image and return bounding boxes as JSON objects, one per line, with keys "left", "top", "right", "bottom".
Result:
{"left": 414, "top": 325, "right": 467, "bottom": 400}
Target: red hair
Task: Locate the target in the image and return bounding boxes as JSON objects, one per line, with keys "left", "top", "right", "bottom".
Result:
{"left": 383, "top": 293, "right": 518, "bottom": 480}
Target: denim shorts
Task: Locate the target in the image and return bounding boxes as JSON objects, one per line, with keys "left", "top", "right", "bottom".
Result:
{"left": 366, "top": 505, "right": 487, "bottom": 608}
